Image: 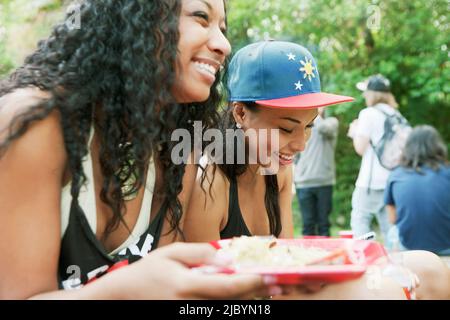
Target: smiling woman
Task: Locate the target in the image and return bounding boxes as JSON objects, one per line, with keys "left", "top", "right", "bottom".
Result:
{"left": 173, "top": 0, "right": 231, "bottom": 102}
{"left": 184, "top": 40, "right": 353, "bottom": 242}
{"left": 0, "top": 0, "right": 275, "bottom": 300}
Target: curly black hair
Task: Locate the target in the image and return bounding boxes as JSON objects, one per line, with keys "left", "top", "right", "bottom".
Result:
{"left": 0, "top": 0, "right": 224, "bottom": 241}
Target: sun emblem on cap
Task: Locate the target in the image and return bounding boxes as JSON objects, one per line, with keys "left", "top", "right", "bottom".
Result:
{"left": 299, "top": 57, "right": 316, "bottom": 82}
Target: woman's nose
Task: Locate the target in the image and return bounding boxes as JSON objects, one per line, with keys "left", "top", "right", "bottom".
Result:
{"left": 208, "top": 27, "right": 231, "bottom": 58}
{"left": 289, "top": 134, "right": 306, "bottom": 153}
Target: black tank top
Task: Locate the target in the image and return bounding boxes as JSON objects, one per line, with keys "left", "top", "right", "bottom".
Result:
{"left": 58, "top": 200, "right": 164, "bottom": 290}
{"left": 220, "top": 177, "right": 252, "bottom": 239}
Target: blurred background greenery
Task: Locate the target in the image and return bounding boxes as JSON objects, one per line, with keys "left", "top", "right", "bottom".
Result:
{"left": 0, "top": 0, "right": 448, "bottom": 236}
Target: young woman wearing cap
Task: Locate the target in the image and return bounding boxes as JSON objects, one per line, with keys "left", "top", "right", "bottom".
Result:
{"left": 184, "top": 41, "right": 448, "bottom": 299}
{"left": 0, "top": 0, "right": 277, "bottom": 299}
{"left": 184, "top": 41, "right": 352, "bottom": 240}
{"left": 183, "top": 41, "right": 406, "bottom": 299}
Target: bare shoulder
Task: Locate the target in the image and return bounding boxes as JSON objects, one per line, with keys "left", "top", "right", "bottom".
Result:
{"left": 0, "top": 86, "right": 66, "bottom": 174}
{"left": 198, "top": 164, "right": 229, "bottom": 200}
{"left": 277, "top": 165, "right": 293, "bottom": 192}
{"left": 0, "top": 86, "right": 51, "bottom": 114}
{"left": 0, "top": 87, "right": 53, "bottom": 140}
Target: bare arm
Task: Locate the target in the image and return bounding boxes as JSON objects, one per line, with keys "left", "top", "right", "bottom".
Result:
{"left": 277, "top": 166, "right": 294, "bottom": 238}
{"left": 386, "top": 204, "right": 397, "bottom": 224}
{"left": 183, "top": 165, "right": 228, "bottom": 242}
{"left": 352, "top": 135, "right": 370, "bottom": 156}
{"left": 0, "top": 108, "right": 66, "bottom": 299}
{"left": 347, "top": 114, "right": 370, "bottom": 156}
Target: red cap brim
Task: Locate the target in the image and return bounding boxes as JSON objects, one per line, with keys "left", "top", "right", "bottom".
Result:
{"left": 255, "top": 92, "right": 354, "bottom": 109}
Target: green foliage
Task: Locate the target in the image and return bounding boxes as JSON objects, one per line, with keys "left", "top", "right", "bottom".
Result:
{"left": 0, "top": 1, "right": 12, "bottom": 74}
{"left": 0, "top": 0, "right": 65, "bottom": 73}
{"left": 0, "top": 44, "right": 13, "bottom": 75}
{"left": 227, "top": 0, "right": 450, "bottom": 230}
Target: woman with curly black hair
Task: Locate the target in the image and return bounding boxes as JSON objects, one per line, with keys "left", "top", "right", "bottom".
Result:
{"left": 0, "top": 0, "right": 276, "bottom": 299}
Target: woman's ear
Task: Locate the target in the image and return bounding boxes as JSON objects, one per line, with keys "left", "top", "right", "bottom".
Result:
{"left": 232, "top": 102, "right": 247, "bottom": 128}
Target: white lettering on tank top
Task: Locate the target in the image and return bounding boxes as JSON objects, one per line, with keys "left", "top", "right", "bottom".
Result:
{"left": 117, "top": 233, "right": 154, "bottom": 257}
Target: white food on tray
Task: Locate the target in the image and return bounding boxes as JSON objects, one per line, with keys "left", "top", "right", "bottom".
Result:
{"left": 219, "top": 236, "right": 330, "bottom": 268}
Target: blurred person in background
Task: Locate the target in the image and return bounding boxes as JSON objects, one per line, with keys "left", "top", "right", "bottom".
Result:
{"left": 384, "top": 125, "right": 450, "bottom": 255}
{"left": 347, "top": 74, "right": 407, "bottom": 241}
{"left": 294, "top": 107, "right": 338, "bottom": 236}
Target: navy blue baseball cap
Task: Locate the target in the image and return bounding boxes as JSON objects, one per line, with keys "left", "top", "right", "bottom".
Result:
{"left": 227, "top": 40, "right": 354, "bottom": 109}
{"left": 356, "top": 74, "right": 391, "bottom": 92}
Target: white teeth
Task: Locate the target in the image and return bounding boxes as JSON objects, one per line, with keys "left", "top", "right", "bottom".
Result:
{"left": 194, "top": 61, "right": 216, "bottom": 75}
{"left": 278, "top": 153, "right": 293, "bottom": 161}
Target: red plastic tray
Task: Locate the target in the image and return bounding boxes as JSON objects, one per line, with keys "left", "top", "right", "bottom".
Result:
{"left": 208, "top": 238, "right": 387, "bottom": 285}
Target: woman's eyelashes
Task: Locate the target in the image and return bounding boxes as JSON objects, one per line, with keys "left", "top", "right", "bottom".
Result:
{"left": 192, "top": 10, "right": 226, "bottom": 33}
{"left": 193, "top": 11, "right": 209, "bottom": 26}
{"left": 279, "top": 127, "right": 294, "bottom": 134}
{"left": 279, "top": 123, "right": 314, "bottom": 134}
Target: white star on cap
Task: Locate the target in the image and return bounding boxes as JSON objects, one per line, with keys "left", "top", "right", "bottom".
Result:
{"left": 287, "top": 53, "right": 296, "bottom": 61}
{"left": 294, "top": 81, "right": 303, "bottom": 91}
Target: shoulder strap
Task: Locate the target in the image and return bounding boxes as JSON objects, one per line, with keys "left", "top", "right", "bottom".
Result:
{"left": 373, "top": 105, "right": 408, "bottom": 124}
{"left": 367, "top": 106, "right": 388, "bottom": 189}
{"left": 227, "top": 177, "right": 240, "bottom": 224}
{"left": 368, "top": 105, "right": 401, "bottom": 148}
{"left": 220, "top": 177, "right": 251, "bottom": 238}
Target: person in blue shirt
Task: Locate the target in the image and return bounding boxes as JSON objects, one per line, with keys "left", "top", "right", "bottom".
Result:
{"left": 385, "top": 125, "right": 450, "bottom": 255}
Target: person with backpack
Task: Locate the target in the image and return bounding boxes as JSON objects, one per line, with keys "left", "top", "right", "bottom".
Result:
{"left": 347, "top": 74, "right": 410, "bottom": 241}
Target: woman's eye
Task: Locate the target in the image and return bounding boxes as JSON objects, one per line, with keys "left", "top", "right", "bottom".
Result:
{"left": 306, "top": 123, "right": 315, "bottom": 129}
{"left": 280, "top": 127, "right": 293, "bottom": 134}
{"left": 193, "top": 11, "right": 209, "bottom": 23}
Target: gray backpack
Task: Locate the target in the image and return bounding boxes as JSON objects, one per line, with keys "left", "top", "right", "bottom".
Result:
{"left": 371, "top": 106, "right": 412, "bottom": 170}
